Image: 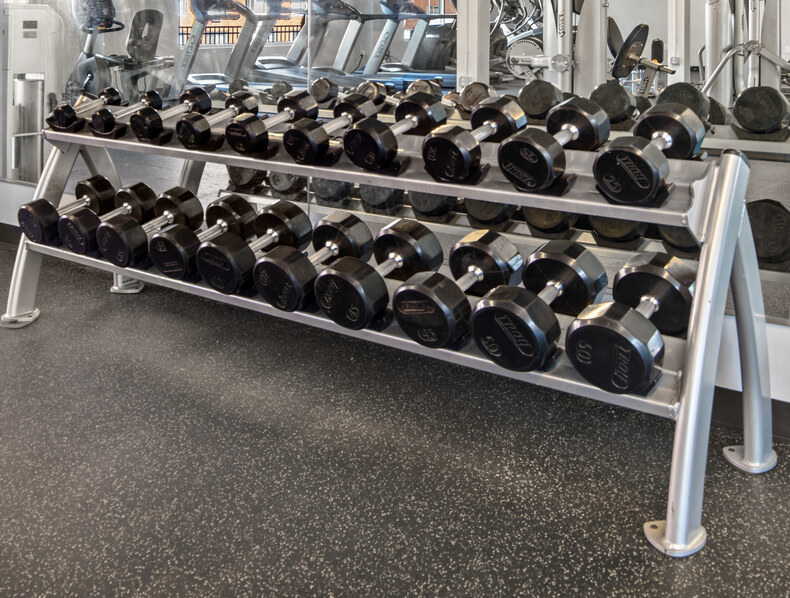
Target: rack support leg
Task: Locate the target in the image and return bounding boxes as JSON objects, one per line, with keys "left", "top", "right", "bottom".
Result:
{"left": 723, "top": 210, "right": 777, "bottom": 473}
{"left": 644, "top": 151, "right": 751, "bottom": 557}
{"left": 2, "top": 145, "right": 81, "bottom": 328}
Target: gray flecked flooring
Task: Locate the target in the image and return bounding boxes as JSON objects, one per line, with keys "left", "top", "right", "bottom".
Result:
{"left": 1, "top": 243, "right": 789, "bottom": 597}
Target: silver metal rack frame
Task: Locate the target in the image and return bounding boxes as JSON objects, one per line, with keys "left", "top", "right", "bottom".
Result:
{"left": 1, "top": 129, "right": 777, "bottom": 557}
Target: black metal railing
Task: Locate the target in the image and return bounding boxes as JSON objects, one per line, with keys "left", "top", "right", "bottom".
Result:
{"left": 178, "top": 24, "right": 302, "bottom": 46}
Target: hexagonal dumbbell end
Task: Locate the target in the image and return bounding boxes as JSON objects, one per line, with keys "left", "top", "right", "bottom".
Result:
{"left": 393, "top": 229, "right": 522, "bottom": 349}
{"left": 254, "top": 212, "right": 374, "bottom": 312}
{"left": 471, "top": 240, "right": 607, "bottom": 372}
{"left": 733, "top": 86, "right": 790, "bottom": 134}
{"left": 656, "top": 82, "right": 711, "bottom": 123}
{"left": 633, "top": 102, "right": 705, "bottom": 159}
{"left": 518, "top": 79, "right": 564, "bottom": 120}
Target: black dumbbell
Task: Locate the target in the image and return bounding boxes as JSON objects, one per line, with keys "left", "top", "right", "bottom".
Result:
{"left": 283, "top": 93, "right": 379, "bottom": 165}
{"left": 656, "top": 82, "right": 711, "bottom": 123}
{"left": 523, "top": 208, "right": 579, "bottom": 237}
{"left": 359, "top": 185, "right": 404, "bottom": 215}
{"left": 89, "top": 91, "right": 163, "bottom": 137}
{"left": 566, "top": 252, "right": 696, "bottom": 395}
{"left": 589, "top": 216, "right": 648, "bottom": 248}
{"left": 195, "top": 200, "right": 312, "bottom": 295}
{"left": 344, "top": 92, "right": 447, "bottom": 172}
{"left": 409, "top": 191, "right": 458, "bottom": 220}
{"left": 593, "top": 102, "right": 705, "bottom": 206}
{"left": 225, "top": 90, "right": 319, "bottom": 156}
{"left": 406, "top": 79, "right": 443, "bottom": 98}
{"left": 17, "top": 175, "right": 115, "bottom": 246}
{"left": 470, "top": 240, "right": 607, "bottom": 372}
{"left": 733, "top": 86, "right": 790, "bottom": 134}
{"left": 747, "top": 199, "right": 790, "bottom": 265}
{"left": 310, "top": 77, "right": 339, "bottom": 104}
{"left": 314, "top": 219, "right": 443, "bottom": 330}
{"left": 393, "top": 230, "right": 523, "bottom": 349}
{"left": 96, "top": 187, "right": 204, "bottom": 267}
{"left": 130, "top": 87, "right": 213, "bottom": 141}
{"left": 176, "top": 91, "right": 258, "bottom": 150}
{"left": 457, "top": 82, "right": 496, "bottom": 112}
{"left": 590, "top": 81, "right": 638, "bottom": 124}
{"left": 254, "top": 212, "right": 374, "bottom": 312}
{"left": 517, "top": 79, "right": 564, "bottom": 121}
{"left": 423, "top": 96, "right": 527, "bottom": 184}
{"left": 58, "top": 182, "right": 157, "bottom": 255}
{"left": 498, "top": 97, "right": 610, "bottom": 192}
{"left": 149, "top": 195, "right": 257, "bottom": 280}
{"left": 311, "top": 178, "right": 353, "bottom": 207}
{"left": 464, "top": 199, "right": 518, "bottom": 229}
{"left": 47, "top": 87, "right": 122, "bottom": 131}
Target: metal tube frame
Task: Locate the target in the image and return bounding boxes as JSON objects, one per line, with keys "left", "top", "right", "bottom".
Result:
{"left": 644, "top": 150, "right": 775, "bottom": 557}
{"left": 1, "top": 137, "right": 776, "bottom": 559}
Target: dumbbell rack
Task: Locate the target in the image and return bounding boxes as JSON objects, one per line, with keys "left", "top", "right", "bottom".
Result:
{"left": 2, "top": 125, "right": 777, "bottom": 558}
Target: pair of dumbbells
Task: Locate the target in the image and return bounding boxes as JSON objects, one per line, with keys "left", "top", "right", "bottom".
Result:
{"left": 225, "top": 90, "right": 319, "bottom": 157}
{"left": 311, "top": 178, "right": 405, "bottom": 216}
{"left": 593, "top": 102, "right": 706, "bottom": 206}
{"left": 90, "top": 91, "right": 163, "bottom": 138}
{"left": 130, "top": 86, "right": 214, "bottom": 143}
{"left": 17, "top": 175, "right": 116, "bottom": 246}
{"left": 566, "top": 252, "right": 696, "bottom": 395}
{"left": 175, "top": 90, "right": 259, "bottom": 150}
{"left": 47, "top": 87, "right": 122, "bottom": 132}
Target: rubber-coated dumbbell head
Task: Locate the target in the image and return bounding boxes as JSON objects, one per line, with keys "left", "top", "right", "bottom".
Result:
{"left": 656, "top": 82, "right": 710, "bottom": 122}
{"left": 254, "top": 212, "right": 374, "bottom": 312}
{"left": 406, "top": 79, "right": 442, "bottom": 97}
{"left": 149, "top": 194, "right": 256, "bottom": 279}
{"left": 196, "top": 200, "right": 311, "bottom": 294}
{"left": 91, "top": 91, "right": 163, "bottom": 133}
{"left": 311, "top": 178, "right": 352, "bottom": 204}
{"left": 359, "top": 185, "right": 404, "bottom": 214}
{"left": 592, "top": 136, "right": 669, "bottom": 205}
{"left": 547, "top": 97, "right": 611, "bottom": 150}
{"left": 409, "top": 191, "right": 456, "bottom": 217}
{"left": 747, "top": 199, "right": 790, "bottom": 263}
{"left": 590, "top": 216, "right": 648, "bottom": 244}
{"left": 226, "top": 90, "right": 318, "bottom": 155}
{"left": 470, "top": 240, "right": 606, "bottom": 372}
{"left": 458, "top": 82, "right": 494, "bottom": 111}
{"left": 356, "top": 81, "right": 389, "bottom": 106}
{"left": 518, "top": 79, "right": 564, "bottom": 120}
{"left": 97, "top": 187, "right": 203, "bottom": 267}
{"left": 523, "top": 208, "right": 578, "bottom": 234}
{"left": 633, "top": 102, "right": 705, "bottom": 159}
{"left": 18, "top": 174, "right": 115, "bottom": 245}
{"left": 733, "top": 86, "right": 790, "bottom": 133}
{"left": 464, "top": 199, "right": 517, "bottom": 226}
{"left": 470, "top": 96, "right": 528, "bottom": 142}
{"left": 314, "top": 219, "right": 443, "bottom": 330}
{"left": 59, "top": 182, "right": 157, "bottom": 255}
{"left": 310, "top": 77, "right": 338, "bottom": 103}
{"left": 590, "top": 81, "right": 637, "bottom": 123}
{"left": 393, "top": 230, "right": 521, "bottom": 348}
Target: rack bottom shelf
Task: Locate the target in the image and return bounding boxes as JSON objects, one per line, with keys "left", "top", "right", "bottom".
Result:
{"left": 27, "top": 241, "right": 683, "bottom": 419}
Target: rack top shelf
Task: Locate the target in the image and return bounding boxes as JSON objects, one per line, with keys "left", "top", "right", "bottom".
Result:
{"left": 44, "top": 127, "right": 714, "bottom": 232}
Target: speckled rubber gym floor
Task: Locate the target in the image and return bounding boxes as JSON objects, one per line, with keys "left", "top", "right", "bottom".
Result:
{"left": 1, "top": 241, "right": 788, "bottom": 597}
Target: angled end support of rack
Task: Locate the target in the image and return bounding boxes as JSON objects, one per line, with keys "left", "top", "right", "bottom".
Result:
{"left": 644, "top": 150, "right": 776, "bottom": 557}
{"left": 1, "top": 142, "right": 139, "bottom": 327}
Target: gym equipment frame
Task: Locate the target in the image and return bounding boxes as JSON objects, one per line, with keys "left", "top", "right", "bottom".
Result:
{"left": 2, "top": 124, "right": 777, "bottom": 557}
